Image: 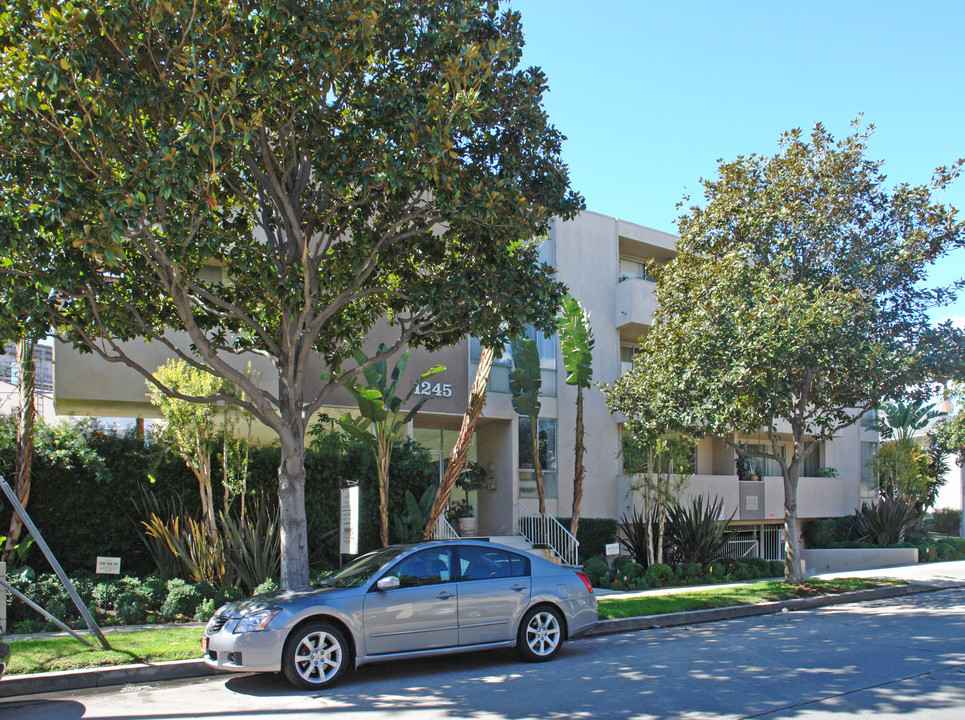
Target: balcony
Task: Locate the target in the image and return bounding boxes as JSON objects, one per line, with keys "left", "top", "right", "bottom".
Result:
{"left": 617, "top": 473, "right": 858, "bottom": 523}
{"left": 614, "top": 277, "right": 657, "bottom": 332}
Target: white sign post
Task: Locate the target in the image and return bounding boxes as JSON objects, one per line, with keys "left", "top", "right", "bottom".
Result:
{"left": 340, "top": 485, "right": 359, "bottom": 557}
{"left": 605, "top": 543, "right": 620, "bottom": 557}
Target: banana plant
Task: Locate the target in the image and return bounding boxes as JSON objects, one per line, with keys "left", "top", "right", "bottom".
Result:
{"left": 510, "top": 335, "right": 545, "bottom": 513}
{"left": 558, "top": 294, "right": 594, "bottom": 538}
{"left": 338, "top": 345, "right": 444, "bottom": 547}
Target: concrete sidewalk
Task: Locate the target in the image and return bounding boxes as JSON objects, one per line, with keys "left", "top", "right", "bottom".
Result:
{"left": 2, "top": 561, "right": 964, "bottom": 699}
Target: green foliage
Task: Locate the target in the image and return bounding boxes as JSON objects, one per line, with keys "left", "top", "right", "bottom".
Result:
{"left": 194, "top": 599, "right": 217, "bottom": 623}
{"left": 581, "top": 555, "right": 610, "bottom": 587}
{"left": 929, "top": 508, "right": 962, "bottom": 536}
{"left": 0, "top": 0, "right": 581, "bottom": 588}
{"left": 394, "top": 484, "right": 439, "bottom": 544}
{"left": 0, "top": 417, "right": 197, "bottom": 576}
{"left": 160, "top": 579, "right": 203, "bottom": 621}
{"left": 853, "top": 496, "right": 921, "bottom": 546}
{"left": 604, "top": 121, "right": 965, "bottom": 583}
{"left": 873, "top": 401, "right": 945, "bottom": 442}
{"left": 666, "top": 496, "right": 736, "bottom": 568}
{"left": 912, "top": 536, "right": 965, "bottom": 562}
{"left": 252, "top": 578, "right": 280, "bottom": 597}
{"left": 646, "top": 563, "right": 675, "bottom": 584}
{"left": 558, "top": 517, "right": 617, "bottom": 561}
{"left": 803, "top": 517, "right": 855, "bottom": 548}
{"left": 219, "top": 499, "right": 281, "bottom": 593}
{"left": 618, "top": 507, "right": 652, "bottom": 565}
{"left": 559, "top": 294, "right": 595, "bottom": 389}
{"left": 873, "top": 440, "right": 934, "bottom": 508}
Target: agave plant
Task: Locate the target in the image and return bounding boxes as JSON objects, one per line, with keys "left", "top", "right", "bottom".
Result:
{"left": 853, "top": 496, "right": 921, "bottom": 546}
{"left": 665, "top": 495, "right": 736, "bottom": 567}
{"left": 220, "top": 498, "right": 281, "bottom": 593}
{"left": 618, "top": 506, "right": 655, "bottom": 566}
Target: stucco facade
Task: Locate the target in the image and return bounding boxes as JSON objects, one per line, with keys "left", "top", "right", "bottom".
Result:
{"left": 53, "top": 210, "right": 877, "bottom": 556}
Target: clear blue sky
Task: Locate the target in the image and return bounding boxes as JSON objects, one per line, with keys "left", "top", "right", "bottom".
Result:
{"left": 511, "top": 1, "right": 965, "bottom": 321}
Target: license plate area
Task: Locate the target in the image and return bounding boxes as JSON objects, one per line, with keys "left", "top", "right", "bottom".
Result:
{"left": 201, "top": 636, "right": 209, "bottom": 652}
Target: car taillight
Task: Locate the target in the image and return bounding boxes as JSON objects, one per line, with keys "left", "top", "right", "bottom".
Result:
{"left": 576, "top": 571, "right": 593, "bottom": 594}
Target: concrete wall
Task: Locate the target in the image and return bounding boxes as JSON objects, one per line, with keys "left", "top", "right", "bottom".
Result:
{"left": 802, "top": 548, "right": 919, "bottom": 574}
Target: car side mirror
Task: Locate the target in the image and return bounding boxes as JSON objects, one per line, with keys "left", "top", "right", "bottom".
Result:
{"left": 376, "top": 576, "right": 400, "bottom": 591}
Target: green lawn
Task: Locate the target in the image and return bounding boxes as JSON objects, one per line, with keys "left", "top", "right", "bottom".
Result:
{"left": 6, "top": 627, "right": 205, "bottom": 676}
{"left": 598, "top": 578, "right": 906, "bottom": 620}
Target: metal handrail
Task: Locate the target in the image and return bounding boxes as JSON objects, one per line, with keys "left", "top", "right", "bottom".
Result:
{"left": 432, "top": 514, "right": 460, "bottom": 540}
{"left": 514, "top": 503, "right": 579, "bottom": 566}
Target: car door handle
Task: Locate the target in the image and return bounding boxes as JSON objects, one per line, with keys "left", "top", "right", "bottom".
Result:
{"left": 436, "top": 591, "right": 454, "bottom": 599}
{"left": 510, "top": 584, "right": 526, "bottom": 592}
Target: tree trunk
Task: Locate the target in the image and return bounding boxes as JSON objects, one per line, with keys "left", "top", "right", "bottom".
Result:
{"left": 532, "top": 415, "right": 545, "bottom": 514}
{"left": 278, "top": 434, "right": 310, "bottom": 588}
{"left": 645, "top": 452, "right": 655, "bottom": 567}
{"left": 570, "top": 386, "right": 585, "bottom": 538}
{"left": 423, "top": 346, "right": 495, "bottom": 540}
{"left": 378, "top": 434, "right": 391, "bottom": 547}
{"left": 783, "top": 464, "right": 803, "bottom": 584}
{"left": 4, "top": 337, "right": 35, "bottom": 563}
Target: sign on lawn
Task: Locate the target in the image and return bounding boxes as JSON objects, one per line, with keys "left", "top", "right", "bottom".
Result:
{"left": 340, "top": 485, "right": 359, "bottom": 555}
{"left": 605, "top": 543, "right": 620, "bottom": 556}
{"left": 96, "top": 556, "right": 121, "bottom": 574}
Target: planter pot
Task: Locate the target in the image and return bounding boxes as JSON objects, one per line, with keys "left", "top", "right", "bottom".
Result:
{"left": 458, "top": 517, "right": 477, "bottom": 537}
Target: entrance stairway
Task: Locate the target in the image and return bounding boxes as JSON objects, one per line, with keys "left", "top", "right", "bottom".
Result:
{"left": 483, "top": 535, "right": 565, "bottom": 566}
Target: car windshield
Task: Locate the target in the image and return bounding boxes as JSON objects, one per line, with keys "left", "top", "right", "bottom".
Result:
{"left": 319, "top": 546, "right": 410, "bottom": 588}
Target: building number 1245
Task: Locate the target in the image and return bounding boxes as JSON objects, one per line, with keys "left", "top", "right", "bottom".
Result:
{"left": 413, "top": 381, "right": 452, "bottom": 398}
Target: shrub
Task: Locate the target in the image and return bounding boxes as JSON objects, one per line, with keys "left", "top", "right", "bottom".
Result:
{"left": 803, "top": 516, "right": 854, "bottom": 548}
{"left": 646, "top": 563, "right": 674, "bottom": 586}
{"left": 666, "top": 495, "right": 736, "bottom": 567}
{"left": 558, "top": 517, "right": 618, "bottom": 562}
{"left": 582, "top": 555, "right": 610, "bottom": 587}
{"left": 252, "top": 578, "right": 279, "bottom": 596}
{"left": 853, "top": 496, "right": 921, "bottom": 546}
{"left": 929, "top": 508, "right": 962, "bottom": 537}
{"left": 12, "top": 619, "right": 40, "bottom": 634}
{"left": 675, "top": 562, "right": 705, "bottom": 582}
{"left": 161, "top": 579, "right": 202, "bottom": 620}
{"left": 93, "top": 580, "right": 122, "bottom": 611}
{"left": 618, "top": 507, "right": 653, "bottom": 566}
{"left": 767, "top": 560, "right": 784, "bottom": 577}
{"left": 708, "top": 561, "right": 731, "bottom": 579}
{"left": 195, "top": 598, "right": 218, "bottom": 622}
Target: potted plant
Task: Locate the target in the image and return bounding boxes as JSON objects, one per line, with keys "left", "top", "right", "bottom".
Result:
{"left": 447, "top": 499, "right": 476, "bottom": 537}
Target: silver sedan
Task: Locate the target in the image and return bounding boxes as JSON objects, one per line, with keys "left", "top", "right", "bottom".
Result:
{"left": 202, "top": 539, "right": 598, "bottom": 690}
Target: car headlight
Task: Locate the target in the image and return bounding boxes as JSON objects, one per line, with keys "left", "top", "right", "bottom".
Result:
{"left": 233, "top": 608, "right": 281, "bottom": 634}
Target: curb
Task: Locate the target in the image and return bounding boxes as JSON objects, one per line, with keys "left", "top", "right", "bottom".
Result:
{"left": 0, "top": 659, "right": 228, "bottom": 699}
{"left": 1, "top": 581, "right": 961, "bottom": 699}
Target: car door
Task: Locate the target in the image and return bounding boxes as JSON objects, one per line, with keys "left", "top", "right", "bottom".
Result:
{"left": 362, "top": 546, "right": 458, "bottom": 656}
{"left": 455, "top": 546, "right": 531, "bottom": 646}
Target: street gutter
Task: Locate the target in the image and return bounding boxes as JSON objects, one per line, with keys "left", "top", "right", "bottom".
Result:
{"left": 1, "top": 580, "right": 961, "bottom": 699}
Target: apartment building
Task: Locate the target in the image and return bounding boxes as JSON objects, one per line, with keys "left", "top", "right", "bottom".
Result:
{"left": 52, "top": 210, "right": 877, "bottom": 560}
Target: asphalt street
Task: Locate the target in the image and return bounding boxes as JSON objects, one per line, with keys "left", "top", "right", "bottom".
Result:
{"left": 1, "top": 576, "right": 963, "bottom": 720}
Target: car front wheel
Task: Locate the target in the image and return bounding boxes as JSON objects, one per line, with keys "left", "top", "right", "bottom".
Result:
{"left": 282, "top": 621, "right": 350, "bottom": 690}
{"left": 516, "top": 606, "right": 564, "bottom": 662}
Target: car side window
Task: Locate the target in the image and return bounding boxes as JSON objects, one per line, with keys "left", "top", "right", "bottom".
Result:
{"left": 457, "top": 546, "right": 529, "bottom": 581}
{"left": 389, "top": 548, "right": 454, "bottom": 588}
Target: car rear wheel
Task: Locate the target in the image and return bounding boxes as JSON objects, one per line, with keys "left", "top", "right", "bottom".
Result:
{"left": 282, "top": 621, "right": 349, "bottom": 690}
{"left": 516, "top": 606, "right": 564, "bottom": 662}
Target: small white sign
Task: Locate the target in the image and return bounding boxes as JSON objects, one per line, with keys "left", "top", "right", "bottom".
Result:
{"left": 96, "top": 556, "right": 121, "bottom": 574}
{"left": 746, "top": 496, "right": 759, "bottom": 511}
{"left": 779, "top": 529, "right": 786, "bottom": 543}
{"left": 340, "top": 485, "right": 359, "bottom": 555}
{"left": 605, "top": 542, "right": 620, "bottom": 556}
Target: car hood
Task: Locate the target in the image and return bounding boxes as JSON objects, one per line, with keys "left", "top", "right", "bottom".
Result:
{"left": 221, "top": 585, "right": 359, "bottom": 617}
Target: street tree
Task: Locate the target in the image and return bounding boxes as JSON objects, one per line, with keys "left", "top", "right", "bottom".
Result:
{"left": 0, "top": 1, "right": 580, "bottom": 587}
{"left": 604, "top": 122, "right": 964, "bottom": 583}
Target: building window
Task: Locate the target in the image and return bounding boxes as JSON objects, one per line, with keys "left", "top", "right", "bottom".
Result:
{"left": 470, "top": 325, "right": 557, "bottom": 397}
{"left": 0, "top": 342, "right": 53, "bottom": 394}
{"left": 860, "top": 441, "right": 877, "bottom": 496}
{"left": 518, "top": 417, "right": 557, "bottom": 499}
{"left": 619, "top": 256, "right": 656, "bottom": 282}
{"left": 738, "top": 443, "right": 784, "bottom": 479}
{"left": 803, "top": 444, "right": 821, "bottom": 477}
{"left": 620, "top": 344, "right": 640, "bottom": 376}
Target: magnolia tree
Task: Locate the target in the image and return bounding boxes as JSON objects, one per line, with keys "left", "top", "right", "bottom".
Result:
{"left": 604, "top": 122, "right": 964, "bottom": 584}
{"left": 0, "top": 1, "right": 581, "bottom": 587}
